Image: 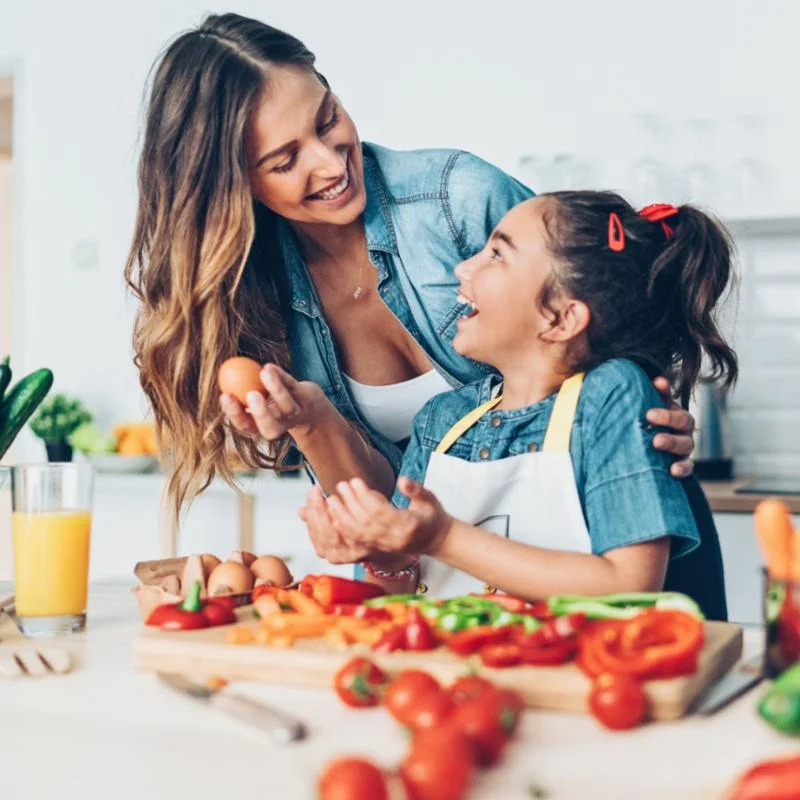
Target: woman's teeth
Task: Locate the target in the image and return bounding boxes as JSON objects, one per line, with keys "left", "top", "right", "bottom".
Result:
{"left": 311, "top": 168, "right": 350, "bottom": 201}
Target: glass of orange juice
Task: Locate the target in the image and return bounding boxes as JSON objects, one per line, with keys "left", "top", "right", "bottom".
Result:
{"left": 11, "top": 463, "right": 94, "bottom": 636}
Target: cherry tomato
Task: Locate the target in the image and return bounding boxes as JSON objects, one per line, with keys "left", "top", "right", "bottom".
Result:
{"left": 318, "top": 757, "right": 389, "bottom": 800}
{"left": 449, "top": 696, "right": 510, "bottom": 767}
{"left": 403, "top": 688, "right": 454, "bottom": 732}
{"left": 588, "top": 673, "right": 648, "bottom": 731}
{"left": 383, "top": 670, "right": 441, "bottom": 726}
{"left": 333, "top": 657, "right": 389, "bottom": 708}
{"left": 448, "top": 675, "right": 497, "bottom": 704}
{"left": 401, "top": 728, "right": 473, "bottom": 800}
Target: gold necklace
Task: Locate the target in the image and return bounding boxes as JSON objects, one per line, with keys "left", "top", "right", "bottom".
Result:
{"left": 311, "top": 256, "right": 365, "bottom": 300}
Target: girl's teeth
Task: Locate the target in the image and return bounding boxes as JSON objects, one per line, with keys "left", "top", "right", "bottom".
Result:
{"left": 313, "top": 169, "right": 350, "bottom": 200}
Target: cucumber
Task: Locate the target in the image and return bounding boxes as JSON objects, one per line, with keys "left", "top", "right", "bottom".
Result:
{"left": 0, "top": 368, "right": 54, "bottom": 458}
{"left": 0, "top": 356, "right": 10, "bottom": 401}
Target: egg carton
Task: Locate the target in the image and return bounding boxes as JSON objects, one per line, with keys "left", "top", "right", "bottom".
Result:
{"left": 132, "top": 550, "right": 284, "bottom": 622}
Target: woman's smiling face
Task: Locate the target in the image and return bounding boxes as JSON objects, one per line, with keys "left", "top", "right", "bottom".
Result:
{"left": 453, "top": 198, "right": 562, "bottom": 369}
{"left": 245, "top": 65, "right": 366, "bottom": 226}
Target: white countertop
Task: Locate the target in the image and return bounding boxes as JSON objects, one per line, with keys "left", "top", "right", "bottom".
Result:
{"left": 0, "top": 584, "right": 796, "bottom": 800}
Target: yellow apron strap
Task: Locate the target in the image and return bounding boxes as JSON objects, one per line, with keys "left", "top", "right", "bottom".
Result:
{"left": 542, "top": 373, "right": 585, "bottom": 454}
{"left": 435, "top": 396, "right": 503, "bottom": 454}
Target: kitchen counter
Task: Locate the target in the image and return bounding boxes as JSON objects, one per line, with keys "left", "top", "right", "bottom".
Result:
{"left": 702, "top": 478, "right": 800, "bottom": 514}
{"left": 0, "top": 584, "right": 796, "bottom": 800}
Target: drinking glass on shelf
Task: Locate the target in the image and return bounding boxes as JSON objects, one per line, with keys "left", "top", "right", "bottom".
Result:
{"left": 682, "top": 118, "right": 718, "bottom": 205}
{"left": 11, "top": 463, "right": 94, "bottom": 637}
{"left": 629, "top": 114, "right": 669, "bottom": 206}
{"left": 727, "top": 114, "right": 768, "bottom": 216}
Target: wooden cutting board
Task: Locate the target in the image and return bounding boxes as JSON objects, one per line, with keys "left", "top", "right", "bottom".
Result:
{"left": 135, "top": 616, "right": 744, "bottom": 721}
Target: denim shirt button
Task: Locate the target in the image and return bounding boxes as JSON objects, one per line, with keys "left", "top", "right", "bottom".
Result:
{"left": 490, "top": 416, "right": 502, "bottom": 428}
{"left": 478, "top": 447, "right": 490, "bottom": 460}
{"left": 527, "top": 442, "right": 539, "bottom": 453}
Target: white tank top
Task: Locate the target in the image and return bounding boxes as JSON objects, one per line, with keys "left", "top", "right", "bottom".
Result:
{"left": 344, "top": 369, "right": 452, "bottom": 443}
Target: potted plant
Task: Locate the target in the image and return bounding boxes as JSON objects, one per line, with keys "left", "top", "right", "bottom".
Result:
{"left": 29, "top": 394, "right": 92, "bottom": 462}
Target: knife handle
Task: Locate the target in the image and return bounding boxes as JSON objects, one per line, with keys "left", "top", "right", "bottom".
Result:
{"left": 211, "top": 692, "right": 307, "bottom": 743}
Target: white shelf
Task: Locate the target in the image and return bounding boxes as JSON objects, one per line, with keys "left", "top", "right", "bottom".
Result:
{"left": 723, "top": 214, "right": 800, "bottom": 237}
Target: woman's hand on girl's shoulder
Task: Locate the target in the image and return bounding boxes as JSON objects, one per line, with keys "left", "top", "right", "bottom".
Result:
{"left": 220, "top": 362, "right": 330, "bottom": 442}
{"left": 647, "top": 376, "right": 696, "bottom": 478}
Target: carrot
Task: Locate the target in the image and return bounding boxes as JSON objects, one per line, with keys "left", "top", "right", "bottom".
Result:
{"left": 226, "top": 626, "right": 256, "bottom": 645}
{"left": 286, "top": 590, "right": 325, "bottom": 616}
{"left": 755, "top": 498, "right": 794, "bottom": 581}
{"left": 325, "top": 627, "right": 350, "bottom": 649}
{"left": 254, "top": 594, "right": 283, "bottom": 618}
{"left": 266, "top": 613, "right": 338, "bottom": 637}
{"left": 255, "top": 628, "right": 272, "bottom": 645}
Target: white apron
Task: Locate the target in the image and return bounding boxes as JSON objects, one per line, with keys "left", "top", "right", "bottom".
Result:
{"left": 419, "top": 373, "right": 592, "bottom": 597}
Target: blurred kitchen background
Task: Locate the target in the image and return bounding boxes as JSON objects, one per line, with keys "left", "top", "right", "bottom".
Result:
{"left": 1, "top": 1, "right": 799, "bottom": 623}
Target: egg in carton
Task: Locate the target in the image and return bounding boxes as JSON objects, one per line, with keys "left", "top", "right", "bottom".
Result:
{"left": 133, "top": 550, "right": 294, "bottom": 621}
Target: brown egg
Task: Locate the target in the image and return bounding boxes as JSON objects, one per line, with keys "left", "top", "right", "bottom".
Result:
{"left": 250, "top": 555, "right": 293, "bottom": 587}
{"left": 207, "top": 561, "right": 255, "bottom": 596}
{"left": 218, "top": 357, "right": 266, "bottom": 406}
{"left": 229, "top": 550, "right": 257, "bottom": 567}
{"left": 200, "top": 553, "right": 222, "bottom": 574}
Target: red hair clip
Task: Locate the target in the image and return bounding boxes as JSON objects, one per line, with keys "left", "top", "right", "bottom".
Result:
{"left": 639, "top": 203, "right": 679, "bottom": 239}
{"left": 608, "top": 212, "right": 625, "bottom": 252}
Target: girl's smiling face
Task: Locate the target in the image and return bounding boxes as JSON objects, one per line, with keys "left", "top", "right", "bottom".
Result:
{"left": 453, "top": 198, "right": 570, "bottom": 371}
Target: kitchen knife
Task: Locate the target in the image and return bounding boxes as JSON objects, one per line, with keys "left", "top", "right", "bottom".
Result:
{"left": 158, "top": 672, "right": 307, "bottom": 743}
{"left": 693, "top": 654, "right": 764, "bottom": 715}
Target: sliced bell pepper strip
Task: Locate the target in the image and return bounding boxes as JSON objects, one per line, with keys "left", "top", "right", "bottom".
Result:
{"left": 446, "top": 626, "right": 516, "bottom": 656}
{"left": 519, "top": 638, "right": 578, "bottom": 666}
{"left": 363, "top": 593, "right": 421, "bottom": 608}
{"left": 373, "top": 625, "right": 407, "bottom": 653}
{"left": 311, "top": 575, "right": 385, "bottom": 608}
{"left": 548, "top": 592, "right": 704, "bottom": 620}
{"left": 479, "top": 643, "right": 522, "bottom": 668}
{"left": 580, "top": 610, "right": 704, "bottom": 679}
{"left": 729, "top": 754, "right": 800, "bottom": 800}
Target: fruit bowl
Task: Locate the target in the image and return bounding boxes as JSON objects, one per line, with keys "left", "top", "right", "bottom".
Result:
{"left": 82, "top": 453, "right": 159, "bottom": 474}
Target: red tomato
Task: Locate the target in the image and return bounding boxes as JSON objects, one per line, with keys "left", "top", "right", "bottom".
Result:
{"left": 401, "top": 728, "right": 473, "bottom": 800}
{"left": 493, "top": 688, "right": 525, "bottom": 735}
{"left": 448, "top": 675, "right": 497, "bottom": 704}
{"left": 588, "top": 673, "right": 648, "bottom": 731}
{"left": 318, "top": 757, "right": 389, "bottom": 800}
{"left": 403, "top": 689, "right": 454, "bottom": 732}
{"left": 333, "top": 657, "right": 389, "bottom": 708}
{"left": 383, "top": 670, "right": 441, "bottom": 726}
{"left": 449, "top": 696, "right": 510, "bottom": 767}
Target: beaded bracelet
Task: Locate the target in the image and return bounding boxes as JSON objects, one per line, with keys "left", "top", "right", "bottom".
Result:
{"left": 362, "top": 554, "right": 420, "bottom": 581}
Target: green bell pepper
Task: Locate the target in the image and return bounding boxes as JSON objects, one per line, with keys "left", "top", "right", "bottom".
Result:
{"left": 547, "top": 591, "right": 704, "bottom": 620}
{"left": 759, "top": 664, "right": 800, "bottom": 736}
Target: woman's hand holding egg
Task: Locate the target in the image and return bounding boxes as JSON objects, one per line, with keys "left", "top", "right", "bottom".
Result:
{"left": 218, "top": 358, "right": 330, "bottom": 442}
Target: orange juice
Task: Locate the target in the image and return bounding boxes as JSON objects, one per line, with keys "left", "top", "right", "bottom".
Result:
{"left": 12, "top": 511, "right": 92, "bottom": 616}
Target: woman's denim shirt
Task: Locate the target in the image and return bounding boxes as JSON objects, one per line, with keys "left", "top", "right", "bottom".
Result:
{"left": 277, "top": 142, "right": 532, "bottom": 471}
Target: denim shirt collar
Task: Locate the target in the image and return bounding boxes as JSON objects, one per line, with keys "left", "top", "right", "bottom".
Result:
{"left": 276, "top": 145, "right": 398, "bottom": 317}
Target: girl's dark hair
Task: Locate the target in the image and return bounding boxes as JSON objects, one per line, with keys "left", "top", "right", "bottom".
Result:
{"left": 124, "top": 13, "right": 327, "bottom": 516}
{"left": 540, "top": 191, "right": 738, "bottom": 408}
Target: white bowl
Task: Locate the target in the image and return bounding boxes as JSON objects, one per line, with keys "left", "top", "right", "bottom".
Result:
{"left": 82, "top": 453, "right": 159, "bottom": 474}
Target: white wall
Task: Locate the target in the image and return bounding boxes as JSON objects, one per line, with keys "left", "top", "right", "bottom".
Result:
{"left": 1, "top": 1, "right": 799, "bottom": 574}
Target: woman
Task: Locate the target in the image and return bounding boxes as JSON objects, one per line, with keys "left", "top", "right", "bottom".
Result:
{"left": 125, "top": 13, "right": 710, "bottom": 602}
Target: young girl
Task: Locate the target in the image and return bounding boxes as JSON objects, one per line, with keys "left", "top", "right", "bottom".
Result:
{"left": 301, "top": 192, "right": 737, "bottom": 608}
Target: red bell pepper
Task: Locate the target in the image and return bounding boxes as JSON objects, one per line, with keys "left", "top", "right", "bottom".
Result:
{"left": 579, "top": 610, "right": 703, "bottom": 680}
{"left": 519, "top": 638, "right": 578, "bottom": 666}
{"left": 311, "top": 575, "right": 385, "bottom": 608}
{"left": 330, "top": 603, "right": 392, "bottom": 622}
{"left": 404, "top": 607, "right": 437, "bottom": 651}
{"left": 373, "top": 625, "right": 407, "bottom": 653}
{"left": 517, "top": 613, "right": 586, "bottom": 648}
{"left": 446, "top": 626, "right": 516, "bottom": 656}
{"left": 146, "top": 581, "right": 237, "bottom": 631}
{"left": 729, "top": 754, "right": 800, "bottom": 800}
{"left": 479, "top": 643, "right": 522, "bottom": 668}
{"left": 299, "top": 574, "right": 319, "bottom": 597}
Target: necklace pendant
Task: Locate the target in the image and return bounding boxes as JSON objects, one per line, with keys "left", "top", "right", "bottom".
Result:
{"left": 352, "top": 286, "right": 363, "bottom": 300}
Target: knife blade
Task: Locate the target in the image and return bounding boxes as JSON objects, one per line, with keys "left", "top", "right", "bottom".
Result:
{"left": 158, "top": 672, "right": 307, "bottom": 743}
{"left": 693, "top": 653, "right": 764, "bottom": 715}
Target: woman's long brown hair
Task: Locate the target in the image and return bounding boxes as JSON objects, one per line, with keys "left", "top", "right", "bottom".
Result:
{"left": 124, "top": 13, "right": 323, "bottom": 517}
